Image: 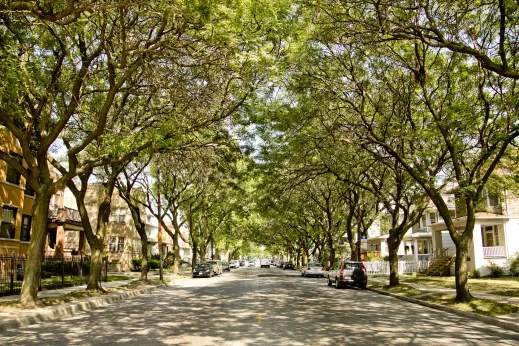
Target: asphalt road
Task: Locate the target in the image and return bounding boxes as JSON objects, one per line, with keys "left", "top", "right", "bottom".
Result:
{"left": 1, "top": 267, "right": 519, "bottom": 345}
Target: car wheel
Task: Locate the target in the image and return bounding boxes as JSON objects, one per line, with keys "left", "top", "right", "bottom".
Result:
{"left": 360, "top": 282, "right": 367, "bottom": 289}
{"left": 327, "top": 276, "right": 332, "bottom": 286}
{"left": 301, "top": 272, "right": 305, "bottom": 277}
{"left": 335, "top": 277, "right": 341, "bottom": 289}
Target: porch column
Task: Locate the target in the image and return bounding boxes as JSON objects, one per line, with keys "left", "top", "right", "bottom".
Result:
{"left": 432, "top": 229, "right": 442, "bottom": 252}
{"left": 79, "top": 231, "right": 86, "bottom": 255}
{"left": 472, "top": 222, "right": 484, "bottom": 274}
{"left": 55, "top": 224, "right": 65, "bottom": 257}
{"left": 414, "top": 239, "right": 419, "bottom": 262}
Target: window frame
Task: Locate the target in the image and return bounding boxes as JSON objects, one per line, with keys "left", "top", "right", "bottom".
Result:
{"left": 5, "top": 152, "right": 22, "bottom": 185}
{"left": 108, "top": 236, "right": 125, "bottom": 252}
{"left": 483, "top": 225, "right": 500, "bottom": 247}
{"left": 1, "top": 206, "right": 17, "bottom": 239}
{"left": 20, "top": 214, "right": 31, "bottom": 242}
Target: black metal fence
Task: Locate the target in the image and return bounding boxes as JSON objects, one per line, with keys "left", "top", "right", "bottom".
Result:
{"left": 0, "top": 255, "right": 108, "bottom": 296}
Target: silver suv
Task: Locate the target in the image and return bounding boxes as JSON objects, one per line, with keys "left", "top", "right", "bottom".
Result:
{"left": 327, "top": 261, "right": 367, "bottom": 289}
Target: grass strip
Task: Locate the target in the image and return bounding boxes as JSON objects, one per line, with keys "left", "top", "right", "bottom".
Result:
{"left": 418, "top": 293, "right": 519, "bottom": 317}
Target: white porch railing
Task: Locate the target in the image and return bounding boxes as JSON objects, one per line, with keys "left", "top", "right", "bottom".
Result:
{"left": 363, "top": 261, "right": 419, "bottom": 275}
{"left": 483, "top": 246, "right": 506, "bottom": 258}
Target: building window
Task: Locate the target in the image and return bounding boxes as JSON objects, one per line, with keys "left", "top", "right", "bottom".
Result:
{"left": 429, "top": 212, "right": 437, "bottom": 224}
{"left": 108, "top": 236, "right": 125, "bottom": 252}
{"left": 482, "top": 225, "right": 499, "bottom": 247}
{"left": 5, "top": 152, "right": 22, "bottom": 185}
{"left": 482, "top": 190, "right": 500, "bottom": 207}
{"left": 25, "top": 183, "right": 35, "bottom": 196}
{"left": 420, "top": 214, "right": 427, "bottom": 228}
{"left": 1, "top": 207, "right": 17, "bottom": 239}
{"left": 20, "top": 215, "right": 31, "bottom": 241}
{"left": 109, "top": 208, "right": 126, "bottom": 223}
{"left": 132, "top": 238, "right": 142, "bottom": 254}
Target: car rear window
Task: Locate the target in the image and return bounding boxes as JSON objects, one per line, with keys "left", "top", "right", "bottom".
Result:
{"left": 344, "top": 262, "right": 361, "bottom": 269}
{"left": 309, "top": 263, "right": 322, "bottom": 267}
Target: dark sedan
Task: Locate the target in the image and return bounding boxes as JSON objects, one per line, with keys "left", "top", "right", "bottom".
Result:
{"left": 193, "top": 263, "right": 214, "bottom": 278}
{"left": 284, "top": 262, "right": 295, "bottom": 270}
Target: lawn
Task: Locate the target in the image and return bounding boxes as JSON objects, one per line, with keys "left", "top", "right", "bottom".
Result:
{"left": 40, "top": 275, "right": 133, "bottom": 289}
{"left": 420, "top": 294, "right": 519, "bottom": 317}
{"left": 397, "top": 275, "right": 519, "bottom": 296}
{"left": 369, "top": 280, "right": 519, "bottom": 316}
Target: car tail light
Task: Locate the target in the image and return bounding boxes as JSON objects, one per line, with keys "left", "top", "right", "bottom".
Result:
{"left": 321, "top": 268, "right": 324, "bottom": 271}
{"left": 339, "top": 264, "right": 344, "bottom": 276}
{"left": 307, "top": 267, "right": 311, "bottom": 270}
{"left": 362, "top": 263, "right": 368, "bottom": 276}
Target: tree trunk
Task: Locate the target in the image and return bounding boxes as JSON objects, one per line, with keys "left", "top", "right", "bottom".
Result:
{"left": 86, "top": 197, "right": 112, "bottom": 291}
{"left": 454, "top": 238, "right": 472, "bottom": 302}
{"left": 388, "top": 239, "right": 400, "bottom": 287}
{"left": 140, "top": 236, "right": 148, "bottom": 280}
{"left": 387, "top": 230, "right": 405, "bottom": 287}
{"left": 19, "top": 190, "right": 53, "bottom": 306}
{"left": 199, "top": 244, "right": 206, "bottom": 262}
{"left": 191, "top": 246, "right": 197, "bottom": 269}
{"left": 87, "top": 240, "right": 104, "bottom": 290}
{"left": 173, "top": 230, "right": 180, "bottom": 275}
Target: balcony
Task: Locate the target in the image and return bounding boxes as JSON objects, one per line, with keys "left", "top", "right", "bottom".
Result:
{"left": 48, "top": 205, "right": 82, "bottom": 223}
{"left": 483, "top": 246, "right": 506, "bottom": 258}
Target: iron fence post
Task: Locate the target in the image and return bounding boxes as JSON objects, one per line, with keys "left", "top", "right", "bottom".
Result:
{"left": 79, "top": 255, "right": 83, "bottom": 285}
{"left": 10, "top": 252, "right": 14, "bottom": 294}
{"left": 105, "top": 256, "right": 108, "bottom": 282}
{"left": 61, "top": 253, "right": 65, "bottom": 287}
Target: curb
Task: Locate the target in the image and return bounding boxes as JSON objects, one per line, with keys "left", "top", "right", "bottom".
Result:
{"left": 0, "top": 285, "right": 163, "bottom": 333}
{"left": 367, "top": 287, "right": 519, "bottom": 333}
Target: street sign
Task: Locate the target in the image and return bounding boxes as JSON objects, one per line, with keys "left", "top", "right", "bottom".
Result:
{"left": 360, "top": 238, "right": 368, "bottom": 250}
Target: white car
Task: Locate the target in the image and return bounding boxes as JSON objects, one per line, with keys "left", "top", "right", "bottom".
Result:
{"left": 301, "top": 262, "right": 325, "bottom": 277}
{"left": 229, "top": 260, "right": 240, "bottom": 269}
{"left": 260, "top": 259, "right": 270, "bottom": 268}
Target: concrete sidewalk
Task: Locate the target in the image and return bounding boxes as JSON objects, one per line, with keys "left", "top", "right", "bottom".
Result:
{"left": 0, "top": 271, "right": 191, "bottom": 332}
{"left": 369, "top": 277, "right": 519, "bottom": 332}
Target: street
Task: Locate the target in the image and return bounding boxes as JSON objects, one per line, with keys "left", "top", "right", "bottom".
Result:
{"left": 1, "top": 267, "right": 518, "bottom": 345}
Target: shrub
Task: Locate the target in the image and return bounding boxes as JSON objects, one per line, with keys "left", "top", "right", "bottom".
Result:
{"left": 41, "top": 261, "right": 61, "bottom": 275}
{"left": 487, "top": 262, "right": 505, "bottom": 278}
{"left": 509, "top": 252, "right": 519, "bottom": 277}
{"left": 472, "top": 269, "right": 481, "bottom": 279}
{"left": 132, "top": 258, "right": 142, "bottom": 270}
{"left": 148, "top": 259, "right": 161, "bottom": 269}
{"left": 382, "top": 256, "right": 390, "bottom": 262}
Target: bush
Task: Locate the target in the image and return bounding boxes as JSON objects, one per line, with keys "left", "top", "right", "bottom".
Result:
{"left": 487, "top": 262, "right": 505, "bottom": 278}
{"left": 148, "top": 259, "right": 161, "bottom": 269}
{"left": 132, "top": 258, "right": 142, "bottom": 270}
{"left": 41, "top": 261, "right": 61, "bottom": 275}
{"left": 509, "top": 252, "right": 519, "bottom": 277}
{"left": 382, "top": 256, "right": 390, "bottom": 262}
{"left": 472, "top": 269, "right": 481, "bottom": 279}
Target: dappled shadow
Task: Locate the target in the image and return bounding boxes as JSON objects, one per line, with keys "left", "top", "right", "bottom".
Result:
{"left": 1, "top": 268, "right": 518, "bottom": 345}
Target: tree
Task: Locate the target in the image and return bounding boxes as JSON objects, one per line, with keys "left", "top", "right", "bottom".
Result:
{"left": 0, "top": 1, "right": 180, "bottom": 304}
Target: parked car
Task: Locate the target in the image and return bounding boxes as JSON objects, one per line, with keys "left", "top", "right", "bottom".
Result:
{"left": 260, "top": 259, "right": 271, "bottom": 268}
{"left": 327, "top": 261, "right": 367, "bottom": 289}
{"left": 207, "top": 260, "right": 222, "bottom": 275}
{"left": 239, "top": 260, "right": 246, "bottom": 267}
{"left": 193, "top": 263, "right": 214, "bottom": 278}
{"left": 222, "top": 262, "right": 231, "bottom": 271}
{"left": 301, "top": 262, "right": 325, "bottom": 278}
{"left": 248, "top": 261, "right": 255, "bottom": 267}
{"left": 278, "top": 261, "right": 285, "bottom": 268}
{"left": 284, "top": 262, "right": 295, "bottom": 270}
{"left": 230, "top": 260, "right": 240, "bottom": 269}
